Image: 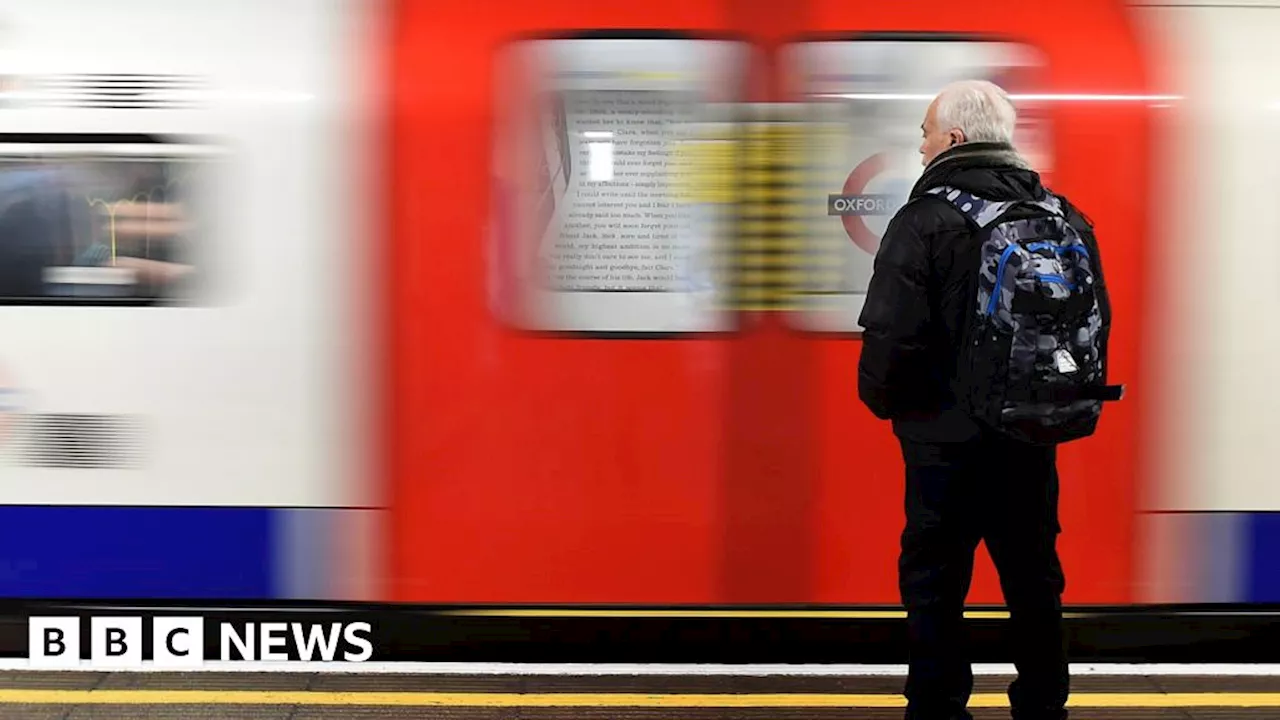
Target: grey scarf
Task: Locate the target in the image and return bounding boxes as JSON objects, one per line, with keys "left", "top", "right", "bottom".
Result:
{"left": 926, "top": 141, "right": 1031, "bottom": 173}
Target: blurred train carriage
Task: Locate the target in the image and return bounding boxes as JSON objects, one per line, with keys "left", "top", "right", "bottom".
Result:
{"left": 0, "top": 0, "right": 379, "bottom": 598}
{"left": 0, "top": 0, "right": 1273, "bottom": 610}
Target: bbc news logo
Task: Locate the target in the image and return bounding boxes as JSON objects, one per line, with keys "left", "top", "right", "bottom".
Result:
{"left": 28, "top": 617, "right": 373, "bottom": 667}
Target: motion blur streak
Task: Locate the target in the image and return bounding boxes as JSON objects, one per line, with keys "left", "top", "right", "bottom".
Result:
{"left": 0, "top": 0, "right": 1270, "bottom": 608}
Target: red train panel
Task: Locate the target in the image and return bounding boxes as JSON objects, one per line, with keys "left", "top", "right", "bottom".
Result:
{"left": 387, "top": 0, "right": 1152, "bottom": 605}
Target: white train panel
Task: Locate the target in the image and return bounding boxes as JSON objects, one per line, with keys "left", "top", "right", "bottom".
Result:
{"left": 0, "top": 0, "right": 379, "bottom": 508}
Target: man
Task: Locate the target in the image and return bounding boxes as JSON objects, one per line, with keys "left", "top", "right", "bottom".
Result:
{"left": 858, "top": 80, "right": 1106, "bottom": 720}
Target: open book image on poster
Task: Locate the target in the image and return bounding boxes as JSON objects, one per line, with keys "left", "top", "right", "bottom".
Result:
{"left": 489, "top": 36, "right": 748, "bottom": 335}
{"left": 780, "top": 36, "right": 1053, "bottom": 334}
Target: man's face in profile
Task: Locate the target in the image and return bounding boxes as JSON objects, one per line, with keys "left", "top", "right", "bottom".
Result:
{"left": 919, "top": 98, "right": 962, "bottom": 167}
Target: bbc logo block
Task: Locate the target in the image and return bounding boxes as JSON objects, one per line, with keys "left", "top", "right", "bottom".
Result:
{"left": 28, "top": 617, "right": 80, "bottom": 668}
{"left": 29, "top": 616, "right": 201, "bottom": 668}
{"left": 28, "top": 616, "right": 372, "bottom": 667}
{"left": 153, "top": 616, "right": 205, "bottom": 667}
{"left": 91, "top": 617, "right": 142, "bottom": 667}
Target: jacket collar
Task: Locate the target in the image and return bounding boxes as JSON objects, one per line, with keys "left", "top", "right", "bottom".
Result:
{"left": 910, "top": 141, "right": 1031, "bottom": 198}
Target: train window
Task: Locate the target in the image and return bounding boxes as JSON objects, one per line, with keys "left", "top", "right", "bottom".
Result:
{"left": 0, "top": 134, "right": 218, "bottom": 306}
{"left": 490, "top": 35, "right": 748, "bottom": 335}
{"left": 779, "top": 36, "right": 1052, "bottom": 334}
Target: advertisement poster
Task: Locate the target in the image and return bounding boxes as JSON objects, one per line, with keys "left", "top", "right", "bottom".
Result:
{"left": 491, "top": 37, "right": 748, "bottom": 334}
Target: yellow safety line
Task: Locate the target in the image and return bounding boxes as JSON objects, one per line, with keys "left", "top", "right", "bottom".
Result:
{"left": 0, "top": 690, "right": 1277, "bottom": 708}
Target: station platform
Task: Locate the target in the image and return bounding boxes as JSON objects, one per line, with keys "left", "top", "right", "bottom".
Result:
{"left": 1, "top": 666, "right": 1279, "bottom": 719}
{"left": 3, "top": 603, "right": 1280, "bottom": 717}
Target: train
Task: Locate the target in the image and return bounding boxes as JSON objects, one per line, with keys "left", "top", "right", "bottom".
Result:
{"left": 0, "top": 0, "right": 1272, "bottom": 607}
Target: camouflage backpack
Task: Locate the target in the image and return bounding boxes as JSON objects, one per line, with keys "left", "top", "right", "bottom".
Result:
{"left": 926, "top": 185, "right": 1125, "bottom": 445}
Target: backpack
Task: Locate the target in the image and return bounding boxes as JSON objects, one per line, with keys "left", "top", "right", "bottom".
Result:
{"left": 925, "top": 185, "right": 1124, "bottom": 445}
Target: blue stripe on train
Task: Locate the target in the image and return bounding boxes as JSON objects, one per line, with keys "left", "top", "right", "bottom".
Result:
{"left": 0, "top": 506, "right": 277, "bottom": 598}
{"left": 1245, "top": 513, "right": 1280, "bottom": 602}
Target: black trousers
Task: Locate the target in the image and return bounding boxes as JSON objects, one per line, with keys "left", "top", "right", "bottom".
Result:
{"left": 898, "top": 432, "right": 1068, "bottom": 720}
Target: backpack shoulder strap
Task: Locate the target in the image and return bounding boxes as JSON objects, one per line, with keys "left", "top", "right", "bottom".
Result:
{"left": 1055, "top": 193, "right": 1095, "bottom": 234}
{"left": 925, "top": 185, "right": 1065, "bottom": 228}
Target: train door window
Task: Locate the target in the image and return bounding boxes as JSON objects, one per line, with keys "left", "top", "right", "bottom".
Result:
{"left": 0, "top": 134, "right": 219, "bottom": 306}
{"left": 490, "top": 35, "right": 748, "bottom": 335}
{"left": 779, "top": 37, "right": 1052, "bottom": 334}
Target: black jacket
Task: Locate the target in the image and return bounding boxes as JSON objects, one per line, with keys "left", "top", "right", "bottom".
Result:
{"left": 856, "top": 142, "right": 1102, "bottom": 443}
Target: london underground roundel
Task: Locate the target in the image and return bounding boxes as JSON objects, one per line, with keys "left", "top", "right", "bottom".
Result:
{"left": 827, "top": 151, "right": 914, "bottom": 255}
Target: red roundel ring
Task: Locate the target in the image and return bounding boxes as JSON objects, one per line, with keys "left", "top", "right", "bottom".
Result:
{"left": 840, "top": 152, "right": 891, "bottom": 255}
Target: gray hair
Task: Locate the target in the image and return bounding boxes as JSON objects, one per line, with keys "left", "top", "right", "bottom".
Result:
{"left": 935, "top": 80, "right": 1017, "bottom": 145}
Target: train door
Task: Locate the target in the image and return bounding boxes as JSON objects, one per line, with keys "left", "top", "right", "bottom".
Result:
{"left": 388, "top": 0, "right": 751, "bottom": 601}
{"left": 793, "top": 0, "right": 1153, "bottom": 604}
